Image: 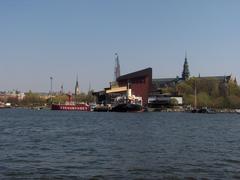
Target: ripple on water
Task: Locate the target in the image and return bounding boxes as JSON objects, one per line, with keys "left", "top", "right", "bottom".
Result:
{"left": 0, "top": 110, "right": 240, "bottom": 179}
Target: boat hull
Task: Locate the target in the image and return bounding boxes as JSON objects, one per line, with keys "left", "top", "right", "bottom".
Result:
{"left": 51, "top": 104, "right": 90, "bottom": 111}
{"left": 111, "top": 103, "right": 143, "bottom": 112}
{"left": 191, "top": 108, "right": 216, "bottom": 114}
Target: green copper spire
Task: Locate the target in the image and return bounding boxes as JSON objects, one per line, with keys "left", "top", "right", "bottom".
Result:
{"left": 182, "top": 52, "right": 190, "bottom": 80}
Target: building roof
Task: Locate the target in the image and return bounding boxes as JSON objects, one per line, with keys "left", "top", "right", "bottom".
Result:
{"left": 153, "top": 75, "right": 231, "bottom": 85}
{"left": 117, "top": 67, "right": 152, "bottom": 81}
{"left": 197, "top": 75, "right": 231, "bottom": 81}
{"left": 152, "top": 77, "right": 182, "bottom": 86}
{"left": 153, "top": 78, "right": 180, "bottom": 83}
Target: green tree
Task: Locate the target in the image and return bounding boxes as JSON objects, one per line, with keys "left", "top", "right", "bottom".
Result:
{"left": 229, "top": 82, "right": 240, "bottom": 96}
{"left": 176, "top": 82, "right": 193, "bottom": 95}
{"left": 227, "top": 95, "right": 240, "bottom": 109}
{"left": 197, "top": 92, "right": 211, "bottom": 107}
{"left": 21, "top": 92, "right": 46, "bottom": 107}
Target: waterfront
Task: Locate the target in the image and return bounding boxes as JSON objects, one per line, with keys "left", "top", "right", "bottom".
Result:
{"left": 1, "top": 109, "right": 240, "bottom": 179}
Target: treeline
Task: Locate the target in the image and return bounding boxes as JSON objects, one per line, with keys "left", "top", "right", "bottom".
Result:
{"left": 6, "top": 92, "right": 46, "bottom": 107}
{"left": 51, "top": 92, "right": 95, "bottom": 104}
{"left": 162, "top": 78, "right": 240, "bottom": 109}
{"left": 7, "top": 91, "right": 96, "bottom": 107}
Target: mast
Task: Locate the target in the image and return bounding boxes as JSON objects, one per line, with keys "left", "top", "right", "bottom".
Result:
{"left": 50, "top": 77, "right": 53, "bottom": 104}
{"left": 127, "top": 81, "right": 130, "bottom": 104}
{"left": 114, "top": 53, "right": 120, "bottom": 81}
{"left": 194, "top": 80, "right": 197, "bottom": 109}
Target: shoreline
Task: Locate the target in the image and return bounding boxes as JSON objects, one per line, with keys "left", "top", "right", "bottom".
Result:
{"left": 1, "top": 106, "right": 240, "bottom": 114}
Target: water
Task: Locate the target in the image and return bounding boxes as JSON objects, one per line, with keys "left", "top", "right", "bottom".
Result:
{"left": 0, "top": 109, "right": 240, "bottom": 179}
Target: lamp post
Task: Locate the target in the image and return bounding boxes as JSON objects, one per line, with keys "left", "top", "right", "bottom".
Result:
{"left": 50, "top": 77, "right": 53, "bottom": 104}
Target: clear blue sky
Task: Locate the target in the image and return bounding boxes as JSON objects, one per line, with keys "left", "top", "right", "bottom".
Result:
{"left": 0, "top": 0, "right": 240, "bottom": 92}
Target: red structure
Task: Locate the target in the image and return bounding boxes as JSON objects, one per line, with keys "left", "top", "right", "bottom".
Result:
{"left": 117, "top": 68, "right": 152, "bottom": 106}
{"left": 51, "top": 104, "right": 90, "bottom": 111}
{"left": 51, "top": 94, "right": 90, "bottom": 111}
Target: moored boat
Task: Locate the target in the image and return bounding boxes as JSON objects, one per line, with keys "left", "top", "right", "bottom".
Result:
{"left": 191, "top": 107, "right": 216, "bottom": 114}
{"left": 111, "top": 103, "right": 143, "bottom": 112}
{"left": 51, "top": 94, "right": 90, "bottom": 111}
{"left": 111, "top": 88, "right": 144, "bottom": 112}
{"left": 51, "top": 103, "right": 90, "bottom": 111}
{"left": 235, "top": 109, "right": 240, "bottom": 114}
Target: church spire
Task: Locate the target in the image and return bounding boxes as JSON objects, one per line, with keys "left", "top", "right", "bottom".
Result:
{"left": 75, "top": 74, "right": 80, "bottom": 96}
{"left": 182, "top": 52, "right": 190, "bottom": 80}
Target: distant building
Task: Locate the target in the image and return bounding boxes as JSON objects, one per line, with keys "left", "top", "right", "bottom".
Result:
{"left": 94, "top": 68, "right": 152, "bottom": 106}
{"left": 93, "top": 53, "right": 236, "bottom": 108}
{"left": 152, "top": 54, "right": 190, "bottom": 89}
{"left": 0, "top": 90, "right": 25, "bottom": 101}
{"left": 116, "top": 68, "right": 152, "bottom": 106}
{"left": 152, "top": 54, "right": 235, "bottom": 90}
{"left": 152, "top": 77, "right": 182, "bottom": 90}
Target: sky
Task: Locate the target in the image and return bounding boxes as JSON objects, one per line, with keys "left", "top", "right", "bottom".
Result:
{"left": 0, "top": 0, "right": 240, "bottom": 93}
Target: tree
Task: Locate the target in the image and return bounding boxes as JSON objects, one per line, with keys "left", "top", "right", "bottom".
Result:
{"left": 227, "top": 95, "right": 240, "bottom": 109}
{"left": 229, "top": 82, "right": 240, "bottom": 96}
{"left": 197, "top": 92, "right": 211, "bottom": 107}
{"left": 170, "top": 98, "right": 178, "bottom": 106}
{"left": 21, "top": 92, "right": 46, "bottom": 106}
{"left": 176, "top": 82, "right": 193, "bottom": 95}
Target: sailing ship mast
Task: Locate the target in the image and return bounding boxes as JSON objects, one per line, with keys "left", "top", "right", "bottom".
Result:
{"left": 194, "top": 80, "right": 197, "bottom": 109}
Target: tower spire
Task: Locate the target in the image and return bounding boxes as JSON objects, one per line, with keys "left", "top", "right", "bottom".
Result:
{"left": 182, "top": 52, "right": 190, "bottom": 80}
{"left": 75, "top": 74, "right": 80, "bottom": 96}
{"left": 60, "top": 84, "right": 64, "bottom": 94}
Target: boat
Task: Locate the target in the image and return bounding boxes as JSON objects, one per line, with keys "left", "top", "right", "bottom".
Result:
{"left": 0, "top": 102, "right": 11, "bottom": 109}
{"left": 235, "top": 109, "right": 240, "bottom": 114}
{"left": 111, "top": 88, "right": 144, "bottom": 112}
{"left": 93, "top": 104, "right": 111, "bottom": 112}
{"left": 190, "top": 80, "right": 216, "bottom": 114}
{"left": 191, "top": 80, "right": 198, "bottom": 113}
{"left": 192, "top": 107, "right": 216, "bottom": 114}
{"left": 51, "top": 94, "right": 90, "bottom": 111}
{"left": 51, "top": 103, "right": 90, "bottom": 111}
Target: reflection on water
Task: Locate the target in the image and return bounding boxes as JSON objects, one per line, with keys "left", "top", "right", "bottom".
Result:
{"left": 0, "top": 109, "right": 240, "bottom": 179}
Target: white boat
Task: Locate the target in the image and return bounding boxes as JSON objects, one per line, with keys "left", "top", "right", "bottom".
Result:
{"left": 111, "top": 89, "right": 144, "bottom": 112}
{"left": 235, "top": 109, "right": 240, "bottom": 114}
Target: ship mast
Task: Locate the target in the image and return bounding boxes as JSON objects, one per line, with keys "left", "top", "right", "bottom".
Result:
{"left": 194, "top": 80, "right": 197, "bottom": 109}
{"left": 114, "top": 53, "right": 120, "bottom": 81}
{"left": 50, "top": 77, "right": 53, "bottom": 104}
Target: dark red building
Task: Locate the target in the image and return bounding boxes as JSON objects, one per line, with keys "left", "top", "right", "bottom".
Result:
{"left": 117, "top": 68, "right": 152, "bottom": 106}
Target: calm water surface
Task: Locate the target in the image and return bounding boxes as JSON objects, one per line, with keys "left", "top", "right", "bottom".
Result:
{"left": 0, "top": 109, "right": 240, "bottom": 179}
